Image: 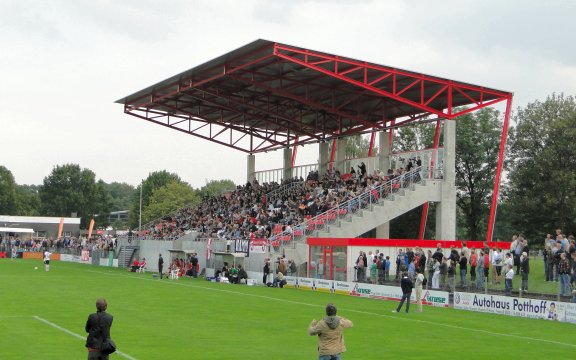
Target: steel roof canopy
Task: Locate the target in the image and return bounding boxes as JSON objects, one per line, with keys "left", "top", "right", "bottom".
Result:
{"left": 117, "top": 39, "right": 512, "bottom": 154}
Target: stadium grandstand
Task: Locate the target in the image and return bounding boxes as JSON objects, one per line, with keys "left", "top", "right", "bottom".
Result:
{"left": 114, "top": 39, "right": 513, "bottom": 285}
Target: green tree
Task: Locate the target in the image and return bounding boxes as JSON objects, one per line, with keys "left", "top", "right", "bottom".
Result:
{"left": 507, "top": 93, "right": 576, "bottom": 239}
{"left": 389, "top": 121, "right": 437, "bottom": 239}
{"left": 141, "top": 181, "right": 200, "bottom": 224}
{"left": 392, "top": 122, "right": 436, "bottom": 153}
{"left": 0, "top": 165, "right": 17, "bottom": 214}
{"left": 15, "top": 184, "right": 41, "bottom": 216}
{"left": 455, "top": 107, "right": 502, "bottom": 240}
{"left": 39, "top": 164, "right": 110, "bottom": 228}
{"left": 129, "top": 170, "right": 181, "bottom": 228}
{"left": 102, "top": 182, "right": 136, "bottom": 211}
{"left": 199, "top": 179, "right": 236, "bottom": 198}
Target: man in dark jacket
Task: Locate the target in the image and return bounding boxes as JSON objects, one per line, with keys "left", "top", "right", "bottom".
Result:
{"left": 158, "top": 253, "right": 164, "bottom": 279}
{"left": 393, "top": 272, "right": 413, "bottom": 313}
{"left": 85, "top": 298, "right": 113, "bottom": 359}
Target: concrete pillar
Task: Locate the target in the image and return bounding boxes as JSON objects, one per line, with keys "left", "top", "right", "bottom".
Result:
{"left": 283, "top": 147, "right": 292, "bottom": 181}
{"left": 318, "top": 142, "right": 329, "bottom": 176}
{"left": 376, "top": 223, "right": 390, "bottom": 239}
{"left": 335, "top": 138, "right": 346, "bottom": 173}
{"left": 379, "top": 131, "right": 390, "bottom": 173}
{"left": 247, "top": 154, "right": 255, "bottom": 184}
{"left": 435, "top": 119, "right": 456, "bottom": 240}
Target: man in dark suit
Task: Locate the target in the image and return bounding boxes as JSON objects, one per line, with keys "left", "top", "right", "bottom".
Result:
{"left": 85, "top": 298, "right": 113, "bottom": 359}
{"left": 158, "top": 253, "right": 164, "bottom": 279}
{"left": 393, "top": 272, "right": 414, "bottom": 313}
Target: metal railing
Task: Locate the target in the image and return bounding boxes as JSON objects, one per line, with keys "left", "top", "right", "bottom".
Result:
{"left": 269, "top": 166, "right": 442, "bottom": 250}
{"left": 264, "top": 180, "right": 306, "bottom": 202}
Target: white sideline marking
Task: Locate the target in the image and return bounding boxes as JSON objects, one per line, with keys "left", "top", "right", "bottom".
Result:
{"left": 33, "top": 316, "right": 138, "bottom": 360}
{"left": 85, "top": 269, "right": 576, "bottom": 349}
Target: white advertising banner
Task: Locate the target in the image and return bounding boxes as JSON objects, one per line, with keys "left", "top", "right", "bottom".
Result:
{"left": 60, "top": 254, "right": 82, "bottom": 263}
{"left": 349, "top": 283, "right": 449, "bottom": 307}
{"left": 288, "top": 278, "right": 448, "bottom": 307}
{"left": 249, "top": 239, "right": 267, "bottom": 254}
{"left": 334, "top": 281, "right": 354, "bottom": 295}
{"left": 314, "top": 279, "right": 334, "bottom": 293}
{"left": 284, "top": 276, "right": 298, "bottom": 288}
{"left": 454, "top": 292, "right": 571, "bottom": 323}
{"left": 565, "top": 303, "right": 576, "bottom": 324}
{"left": 297, "top": 277, "right": 315, "bottom": 290}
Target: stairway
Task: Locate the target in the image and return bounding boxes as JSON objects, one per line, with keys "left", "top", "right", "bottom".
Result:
{"left": 117, "top": 245, "right": 139, "bottom": 268}
{"left": 314, "top": 180, "right": 442, "bottom": 238}
{"left": 270, "top": 168, "right": 443, "bottom": 259}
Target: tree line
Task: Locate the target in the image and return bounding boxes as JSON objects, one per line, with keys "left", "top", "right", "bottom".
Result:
{"left": 0, "top": 165, "right": 235, "bottom": 230}
{"left": 1, "top": 93, "right": 574, "bottom": 245}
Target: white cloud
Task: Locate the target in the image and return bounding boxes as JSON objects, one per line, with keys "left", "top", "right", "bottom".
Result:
{"left": 1, "top": 0, "right": 575, "bottom": 187}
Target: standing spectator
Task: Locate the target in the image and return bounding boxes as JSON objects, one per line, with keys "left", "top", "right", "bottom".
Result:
{"left": 513, "top": 237, "right": 523, "bottom": 273}
{"left": 85, "top": 298, "right": 113, "bottom": 360}
{"left": 545, "top": 244, "right": 554, "bottom": 281}
{"left": 503, "top": 252, "right": 513, "bottom": 272}
{"left": 432, "top": 259, "right": 440, "bottom": 289}
{"left": 414, "top": 268, "right": 425, "bottom": 313}
{"left": 447, "top": 260, "right": 456, "bottom": 292}
{"left": 308, "top": 304, "right": 353, "bottom": 360}
{"left": 158, "top": 253, "right": 164, "bottom": 279}
{"left": 395, "top": 249, "right": 404, "bottom": 280}
{"left": 520, "top": 252, "right": 530, "bottom": 291}
{"left": 440, "top": 257, "right": 448, "bottom": 290}
{"left": 407, "top": 259, "right": 416, "bottom": 282}
{"left": 483, "top": 250, "right": 490, "bottom": 286}
{"left": 504, "top": 265, "right": 514, "bottom": 296}
{"left": 355, "top": 251, "right": 366, "bottom": 283}
{"left": 459, "top": 252, "right": 468, "bottom": 287}
{"left": 278, "top": 256, "right": 287, "bottom": 275}
{"left": 377, "top": 254, "right": 385, "bottom": 284}
{"left": 190, "top": 253, "right": 199, "bottom": 278}
{"left": 393, "top": 272, "right": 413, "bottom": 313}
{"left": 370, "top": 260, "right": 377, "bottom": 284}
{"left": 492, "top": 249, "right": 502, "bottom": 284}
{"left": 543, "top": 235, "right": 550, "bottom": 280}
{"left": 469, "top": 249, "right": 477, "bottom": 283}
{"left": 476, "top": 250, "right": 485, "bottom": 290}
{"left": 263, "top": 259, "right": 271, "bottom": 285}
{"left": 559, "top": 253, "right": 571, "bottom": 296}
{"left": 384, "top": 256, "right": 391, "bottom": 282}
{"left": 426, "top": 250, "right": 435, "bottom": 289}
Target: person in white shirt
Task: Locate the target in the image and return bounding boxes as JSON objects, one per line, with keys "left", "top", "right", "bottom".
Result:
{"left": 43, "top": 250, "right": 52, "bottom": 272}
{"left": 503, "top": 252, "right": 513, "bottom": 270}
{"left": 415, "top": 268, "right": 425, "bottom": 313}
{"left": 492, "top": 249, "right": 502, "bottom": 284}
{"left": 504, "top": 265, "right": 514, "bottom": 296}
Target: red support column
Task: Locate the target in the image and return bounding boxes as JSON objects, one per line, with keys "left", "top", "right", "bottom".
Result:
{"left": 329, "top": 138, "right": 337, "bottom": 171}
{"left": 367, "top": 131, "right": 376, "bottom": 157}
{"left": 486, "top": 98, "right": 513, "bottom": 242}
{"left": 418, "top": 120, "right": 442, "bottom": 240}
{"left": 291, "top": 136, "right": 299, "bottom": 167}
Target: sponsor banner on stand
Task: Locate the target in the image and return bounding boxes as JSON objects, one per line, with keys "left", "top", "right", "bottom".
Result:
{"left": 60, "top": 254, "right": 83, "bottom": 263}
{"left": 249, "top": 239, "right": 267, "bottom": 254}
{"left": 298, "top": 277, "right": 315, "bottom": 291}
{"left": 334, "top": 281, "right": 354, "bottom": 295}
{"left": 565, "top": 303, "right": 576, "bottom": 324}
{"left": 315, "top": 279, "right": 334, "bottom": 293}
{"left": 284, "top": 276, "right": 298, "bottom": 288}
{"left": 349, "top": 283, "right": 449, "bottom": 307}
{"left": 453, "top": 292, "right": 569, "bottom": 322}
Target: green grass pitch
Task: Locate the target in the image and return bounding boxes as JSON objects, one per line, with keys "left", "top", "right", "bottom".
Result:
{"left": 0, "top": 259, "right": 574, "bottom": 360}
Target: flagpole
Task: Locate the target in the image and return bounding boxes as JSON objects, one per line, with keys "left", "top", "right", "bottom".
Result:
{"left": 139, "top": 182, "right": 142, "bottom": 230}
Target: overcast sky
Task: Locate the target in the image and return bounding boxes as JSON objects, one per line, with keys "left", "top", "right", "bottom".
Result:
{"left": 1, "top": 0, "right": 575, "bottom": 188}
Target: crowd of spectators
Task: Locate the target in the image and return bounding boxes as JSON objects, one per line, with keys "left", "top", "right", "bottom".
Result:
{"left": 0, "top": 234, "right": 116, "bottom": 255}
{"left": 136, "top": 163, "right": 422, "bottom": 242}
